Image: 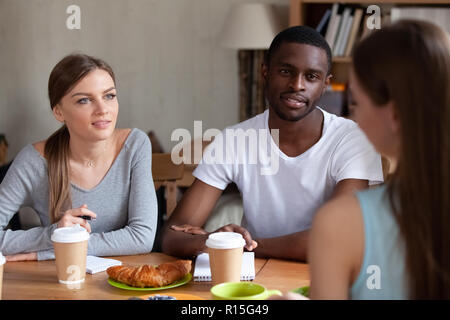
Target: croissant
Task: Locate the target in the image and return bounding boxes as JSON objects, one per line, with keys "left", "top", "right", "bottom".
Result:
{"left": 107, "top": 260, "right": 192, "bottom": 288}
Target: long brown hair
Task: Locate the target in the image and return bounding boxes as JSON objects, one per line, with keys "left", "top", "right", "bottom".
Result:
{"left": 45, "top": 53, "right": 115, "bottom": 223}
{"left": 353, "top": 20, "right": 450, "bottom": 299}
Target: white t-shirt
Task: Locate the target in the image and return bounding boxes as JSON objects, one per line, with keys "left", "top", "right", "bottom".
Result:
{"left": 193, "top": 108, "right": 383, "bottom": 239}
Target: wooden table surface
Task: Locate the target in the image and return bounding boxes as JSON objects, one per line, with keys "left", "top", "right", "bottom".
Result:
{"left": 2, "top": 252, "right": 309, "bottom": 300}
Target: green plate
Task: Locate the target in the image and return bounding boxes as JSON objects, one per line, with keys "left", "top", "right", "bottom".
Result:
{"left": 291, "top": 286, "right": 310, "bottom": 297}
{"left": 107, "top": 273, "right": 192, "bottom": 291}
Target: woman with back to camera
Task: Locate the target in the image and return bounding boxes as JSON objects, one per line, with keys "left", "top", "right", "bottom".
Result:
{"left": 275, "top": 20, "right": 450, "bottom": 299}
{"left": 0, "top": 53, "right": 158, "bottom": 261}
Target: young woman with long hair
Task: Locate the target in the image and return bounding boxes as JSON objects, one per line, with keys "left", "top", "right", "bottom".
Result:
{"left": 0, "top": 54, "right": 158, "bottom": 261}
{"left": 277, "top": 19, "right": 450, "bottom": 299}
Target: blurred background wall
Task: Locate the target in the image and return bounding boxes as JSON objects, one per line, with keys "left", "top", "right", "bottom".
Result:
{"left": 0, "top": 0, "right": 288, "bottom": 161}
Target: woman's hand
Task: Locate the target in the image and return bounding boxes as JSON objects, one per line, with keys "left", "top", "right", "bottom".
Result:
{"left": 57, "top": 204, "right": 97, "bottom": 233}
{"left": 5, "top": 252, "right": 37, "bottom": 262}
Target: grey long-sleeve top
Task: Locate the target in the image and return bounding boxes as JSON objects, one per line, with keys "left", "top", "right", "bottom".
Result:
{"left": 0, "top": 128, "right": 158, "bottom": 260}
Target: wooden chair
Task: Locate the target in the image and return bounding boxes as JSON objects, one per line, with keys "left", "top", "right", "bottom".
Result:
{"left": 152, "top": 153, "right": 184, "bottom": 218}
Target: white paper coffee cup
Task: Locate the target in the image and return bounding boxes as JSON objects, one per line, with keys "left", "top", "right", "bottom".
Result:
{"left": 0, "top": 252, "right": 5, "bottom": 300}
{"left": 206, "top": 232, "right": 246, "bottom": 285}
{"left": 51, "top": 225, "right": 89, "bottom": 285}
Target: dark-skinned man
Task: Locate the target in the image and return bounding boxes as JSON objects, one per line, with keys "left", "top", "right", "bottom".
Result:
{"left": 160, "top": 26, "right": 383, "bottom": 262}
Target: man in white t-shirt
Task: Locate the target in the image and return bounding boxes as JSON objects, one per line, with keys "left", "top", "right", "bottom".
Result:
{"left": 161, "top": 26, "right": 383, "bottom": 261}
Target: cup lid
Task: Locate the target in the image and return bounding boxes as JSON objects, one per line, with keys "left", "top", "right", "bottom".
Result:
{"left": 51, "top": 224, "right": 90, "bottom": 243}
{"left": 0, "top": 252, "right": 5, "bottom": 265}
{"left": 206, "top": 232, "right": 246, "bottom": 249}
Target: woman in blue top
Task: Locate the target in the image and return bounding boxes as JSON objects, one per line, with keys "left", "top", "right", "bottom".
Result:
{"left": 277, "top": 20, "right": 450, "bottom": 299}
{"left": 0, "top": 54, "right": 158, "bottom": 261}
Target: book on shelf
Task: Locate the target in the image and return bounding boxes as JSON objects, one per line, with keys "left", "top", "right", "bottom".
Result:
{"left": 336, "top": 8, "right": 354, "bottom": 56}
{"left": 324, "top": 3, "right": 340, "bottom": 51}
{"left": 325, "top": 4, "right": 363, "bottom": 58}
{"left": 344, "top": 8, "right": 364, "bottom": 57}
{"left": 333, "top": 7, "right": 350, "bottom": 56}
{"left": 316, "top": 8, "right": 331, "bottom": 35}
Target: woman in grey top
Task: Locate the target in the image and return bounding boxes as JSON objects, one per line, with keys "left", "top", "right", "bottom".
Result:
{"left": 0, "top": 54, "right": 158, "bottom": 261}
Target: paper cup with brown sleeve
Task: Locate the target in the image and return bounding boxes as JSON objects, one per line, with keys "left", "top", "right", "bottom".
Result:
{"left": 206, "top": 232, "right": 246, "bottom": 285}
{"left": 51, "top": 225, "right": 89, "bottom": 286}
{"left": 0, "top": 252, "right": 5, "bottom": 300}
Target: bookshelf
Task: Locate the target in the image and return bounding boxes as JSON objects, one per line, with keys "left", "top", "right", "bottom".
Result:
{"left": 291, "top": 0, "right": 450, "bottom": 27}
{"left": 289, "top": 0, "right": 450, "bottom": 84}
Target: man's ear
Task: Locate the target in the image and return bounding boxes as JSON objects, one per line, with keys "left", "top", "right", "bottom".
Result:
{"left": 52, "top": 104, "right": 65, "bottom": 123}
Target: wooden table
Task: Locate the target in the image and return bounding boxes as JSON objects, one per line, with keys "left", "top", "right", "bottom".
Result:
{"left": 2, "top": 253, "right": 309, "bottom": 300}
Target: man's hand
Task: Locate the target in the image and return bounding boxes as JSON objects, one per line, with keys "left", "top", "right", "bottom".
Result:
{"left": 170, "top": 223, "right": 258, "bottom": 251}
{"left": 170, "top": 224, "right": 208, "bottom": 235}
{"left": 213, "top": 224, "right": 258, "bottom": 251}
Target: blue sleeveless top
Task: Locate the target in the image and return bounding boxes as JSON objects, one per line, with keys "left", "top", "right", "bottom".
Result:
{"left": 351, "top": 185, "right": 408, "bottom": 299}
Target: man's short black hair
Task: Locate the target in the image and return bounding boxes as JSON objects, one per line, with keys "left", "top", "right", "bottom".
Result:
{"left": 265, "top": 25, "right": 332, "bottom": 75}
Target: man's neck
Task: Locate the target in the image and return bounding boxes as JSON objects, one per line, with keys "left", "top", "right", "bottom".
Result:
{"left": 268, "top": 107, "right": 324, "bottom": 157}
{"left": 268, "top": 107, "right": 323, "bottom": 141}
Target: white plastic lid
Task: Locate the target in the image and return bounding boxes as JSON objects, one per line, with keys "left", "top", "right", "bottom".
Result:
{"left": 0, "top": 252, "right": 5, "bottom": 265}
{"left": 205, "top": 232, "right": 246, "bottom": 249}
{"left": 51, "top": 224, "right": 90, "bottom": 243}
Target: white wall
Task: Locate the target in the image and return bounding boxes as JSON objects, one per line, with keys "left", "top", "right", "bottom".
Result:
{"left": 0, "top": 0, "right": 289, "bottom": 161}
